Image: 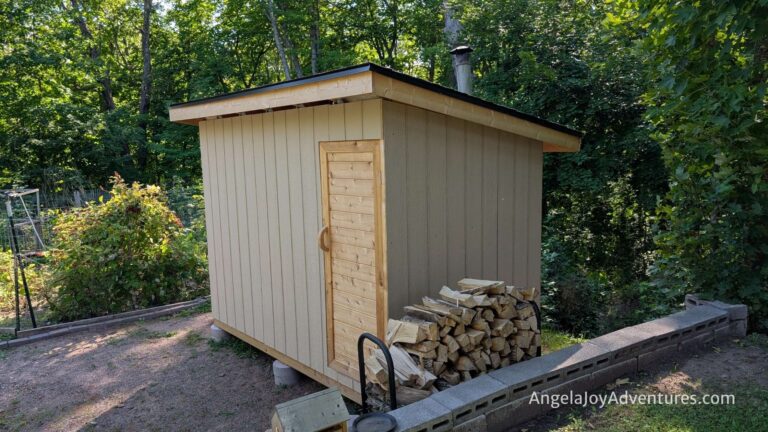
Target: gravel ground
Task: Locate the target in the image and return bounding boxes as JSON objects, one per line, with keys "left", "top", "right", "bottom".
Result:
{"left": 0, "top": 309, "right": 324, "bottom": 432}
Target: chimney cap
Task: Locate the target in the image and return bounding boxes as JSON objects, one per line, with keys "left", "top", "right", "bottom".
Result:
{"left": 450, "top": 45, "right": 473, "bottom": 55}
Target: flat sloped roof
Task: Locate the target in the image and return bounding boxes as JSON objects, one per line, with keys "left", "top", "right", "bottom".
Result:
{"left": 169, "top": 63, "right": 582, "bottom": 152}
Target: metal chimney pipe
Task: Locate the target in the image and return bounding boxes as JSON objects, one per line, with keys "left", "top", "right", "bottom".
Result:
{"left": 450, "top": 45, "right": 474, "bottom": 95}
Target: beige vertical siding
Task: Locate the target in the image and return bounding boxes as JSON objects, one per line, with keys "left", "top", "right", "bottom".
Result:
{"left": 382, "top": 100, "right": 544, "bottom": 315}
{"left": 199, "top": 100, "right": 383, "bottom": 391}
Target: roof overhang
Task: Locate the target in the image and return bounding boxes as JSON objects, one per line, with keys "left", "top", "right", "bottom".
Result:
{"left": 169, "top": 64, "right": 582, "bottom": 152}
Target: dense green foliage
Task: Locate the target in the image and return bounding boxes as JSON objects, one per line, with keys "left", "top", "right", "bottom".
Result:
{"left": 460, "top": 0, "right": 671, "bottom": 335}
{"left": 47, "top": 178, "right": 207, "bottom": 321}
{"left": 0, "top": 250, "right": 47, "bottom": 312}
{"left": 1, "top": 0, "right": 765, "bottom": 333}
{"left": 607, "top": 0, "right": 768, "bottom": 330}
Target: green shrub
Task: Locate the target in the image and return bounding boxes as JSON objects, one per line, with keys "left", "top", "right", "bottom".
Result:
{"left": 0, "top": 249, "right": 48, "bottom": 312}
{"left": 47, "top": 176, "right": 208, "bottom": 321}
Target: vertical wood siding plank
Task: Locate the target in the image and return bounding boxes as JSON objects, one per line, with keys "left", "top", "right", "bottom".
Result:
{"left": 328, "top": 104, "right": 346, "bottom": 140}
{"left": 251, "top": 115, "right": 279, "bottom": 346}
{"left": 446, "top": 119, "right": 467, "bottom": 285}
{"left": 362, "top": 99, "right": 383, "bottom": 140}
{"left": 262, "top": 112, "right": 285, "bottom": 352}
{"left": 226, "top": 117, "right": 245, "bottom": 331}
{"left": 382, "top": 101, "right": 408, "bottom": 317}
{"left": 325, "top": 104, "right": 345, "bottom": 375}
{"left": 313, "top": 105, "right": 332, "bottom": 374}
{"left": 513, "top": 136, "right": 531, "bottom": 287}
{"left": 464, "top": 122, "right": 483, "bottom": 277}
{"left": 199, "top": 122, "right": 219, "bottom": 319}
{"left": 234, "top": 116, "right": 255, "bottom": 337}
{"left": 482, "top": 127, "right": 499, "bottom": 279}
{"left": 300, "top": 107, "right": 323, "bottom": 371}
{"left": 213, "top": 119, "right": 231, "bottom": 325}
{"left": 497, "top": 132, "right": 517, "bottom": 285}
{"left": 242, "top": 116, "right": 263, "bottom": 340}
{"left": 286, "top": 109, "right": 310, "bottom": 363}
{"left": 274, "top": 110, "right": 298, "bottom": 359}
{"left": 344, "top": 101, "right": 363, "bottom": 139}
{"left": 528, "top": 141, "right": 544, "bottom": 293}
{"left": 405, "top": 106, "right": 428, "bottom": 305}
{"left": 426, "top": 111, "right": 448, "bottom": 292}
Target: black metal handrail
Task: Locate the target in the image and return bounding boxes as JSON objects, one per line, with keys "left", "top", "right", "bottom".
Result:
{"left": 531, "top": 301, "right": 542, "bottom": 357}
{"left": 357, "top": 333, "right": 397, "bottom": 412}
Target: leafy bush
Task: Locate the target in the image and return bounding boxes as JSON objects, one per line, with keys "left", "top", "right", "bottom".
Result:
{"left": 0, "top": 249, "right": 48, "bottom": 312}
{"left": 47, "top": 176, "right": 207, "bottom": 321}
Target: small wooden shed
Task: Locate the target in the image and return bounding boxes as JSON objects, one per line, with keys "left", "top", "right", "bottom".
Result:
{"left": 169, "top": 63, "right": 581, "bottom": 401}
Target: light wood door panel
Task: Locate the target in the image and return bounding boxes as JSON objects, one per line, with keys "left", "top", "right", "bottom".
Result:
{"left": 319, "top": 140, "right": 386, "bottom": 379}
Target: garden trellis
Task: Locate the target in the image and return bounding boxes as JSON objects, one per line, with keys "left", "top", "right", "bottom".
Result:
{"left": 2, "top": 189, "right": 46, "bottom": 332}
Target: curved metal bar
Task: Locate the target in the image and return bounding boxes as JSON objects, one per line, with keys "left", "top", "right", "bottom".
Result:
{"left": 357, "top": 332, "right": 397, "bottom": 412}
{"left": 531, "top": 301, "right": 542, "bottom": 357}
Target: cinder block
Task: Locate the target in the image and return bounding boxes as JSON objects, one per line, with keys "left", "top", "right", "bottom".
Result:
{"left": 705, "top": 301, "right": 748, "bottom": 321}
{"left": 679, "top": 330, "right": 714, "bottom": 353}
{"left": 730, "top": 320, "right": 748, "bottom": 338}
{"left": 541, "top": 374, "right": 592, "bottom": 396}
{"left": 638, "top": 343, "right": 680, "bottom": 371}
{"left": 685, "top": 294, "right": 703, "bottom": 309}
{"left": 489, "top": 342, "right": 609, "bottom": 400}
{"left": 591, "top": 358, "right": 637, "bottom": 388}
{"left": 390, "top": 397, "right": 453, "bottom": 432}
{"left": 588, "top": 327, "right": 655, "bottom": 361}
{"left": 452, "top": 414, "right": 488, "bottom": 432}
{"left": 485, "top": 396, "right": 543, "bottom": 432}
{"left": 430, "top": 375, "right": 508, "bottom": 423}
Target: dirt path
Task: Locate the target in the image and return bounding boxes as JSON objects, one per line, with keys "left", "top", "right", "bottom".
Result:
{"left": 0, "top": 310, "right": 324, "bottom": 432}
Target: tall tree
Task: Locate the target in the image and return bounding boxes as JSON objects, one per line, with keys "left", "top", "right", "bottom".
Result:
{"left": 69, "top": 0, "right": 116, "bottom": 112}
{"left": 137, "top": 0, "right": 153, "bottom": 171}
{"left": 265, "top": 0, "right": 292, "bottom": 79}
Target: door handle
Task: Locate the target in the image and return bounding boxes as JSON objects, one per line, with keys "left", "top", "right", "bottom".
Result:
{"left": 317, "top": 224, "right": 330, "bottom": 252}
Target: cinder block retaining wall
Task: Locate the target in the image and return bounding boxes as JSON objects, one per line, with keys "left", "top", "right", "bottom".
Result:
{"left": 388, "top": 296, "right": 748, "bottom": 432}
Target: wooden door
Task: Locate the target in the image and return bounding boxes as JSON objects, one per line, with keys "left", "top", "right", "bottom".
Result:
{"left": 318, "top": 140, "right": 386, "bottom": 378}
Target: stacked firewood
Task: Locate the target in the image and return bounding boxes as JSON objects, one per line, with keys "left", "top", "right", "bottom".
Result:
{"left": 365, "top": 279, "right": 541, "bottom": 407}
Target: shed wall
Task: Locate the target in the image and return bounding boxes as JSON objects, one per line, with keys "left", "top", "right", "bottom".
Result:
{"left": 382, "top": 100, "right": 543, "bottom": 315}
{"left": 199, "top": 100, "right": 383, "bottom": 392}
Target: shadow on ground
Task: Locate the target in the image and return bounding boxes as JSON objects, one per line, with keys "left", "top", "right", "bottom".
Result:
{"left": 0, "top": 311, "right": 324, "bottom": 431}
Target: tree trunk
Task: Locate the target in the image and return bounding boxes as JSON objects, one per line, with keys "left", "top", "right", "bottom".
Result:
{"left": 310, "top": 0, "right": 320, "bottom": 75}
{"left": 265, "top": 0, "right": 292, "bottom": 80}
{"left": 278, "top": 19, "right": 303, "bottom": 78}
{"left": 443, "top": 0, "right": 462, "bottom": 87}
{"left": 137, "top": 0, "right": 152, "bottom": 172}
{"left": 70, "top": 0, "right": 116, "bottom": 112}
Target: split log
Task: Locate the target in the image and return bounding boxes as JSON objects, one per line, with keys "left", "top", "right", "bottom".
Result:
{"left": 404, "top": 306, "right": 447, "bottom": 326}
{"left": 454, "top": 333, "right": 471, "bottom": 350}
{"left": 366, "top": 355, "right": 388, "bottom": 385}
{"left": 387, "top": 319, "right": 425, "bottom": 345}
{"left": 439, "top": 286, "right": 478, "bottom": 308}
{"left": 466, "top": 329, "right": 485, "bottom": 346}
{"left": 442, "top": 334, "right": 460, "bottom": 353}
{"left": 456, "top": 356, "right": 476, "bottom": 371}
{"left": 401, "top": 316, "right": 439, "bottom": 341}
{"left": 440, "top": 370, "right": 460, "bottom": 385}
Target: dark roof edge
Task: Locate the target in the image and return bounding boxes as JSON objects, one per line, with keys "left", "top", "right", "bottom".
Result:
{"left": 170, "top": 63, "right": 583, "bottom": 138}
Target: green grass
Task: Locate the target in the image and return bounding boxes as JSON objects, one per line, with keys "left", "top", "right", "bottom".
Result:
{"left": 127, "top": 327, "right": 176, "bottom": 340}
{"left": 542, "top": 326, "right": 587, "bottom": 353}
{"left": 741, "top": 332, "right": 768, "bottom": 350}
{"left": 553, "top": 384, "right": 768, "bottom": 432}
{"left": 208, "top": 337, "right": 268, "bottom": 362}
{"left": 145, "top": 330, "right": 176, "bottom": 339}
{"left": 184, "top": 331, "right": 204, "bottom": 346}
{"left": 174, "top": 299, "right": 212, "bottom": 318}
